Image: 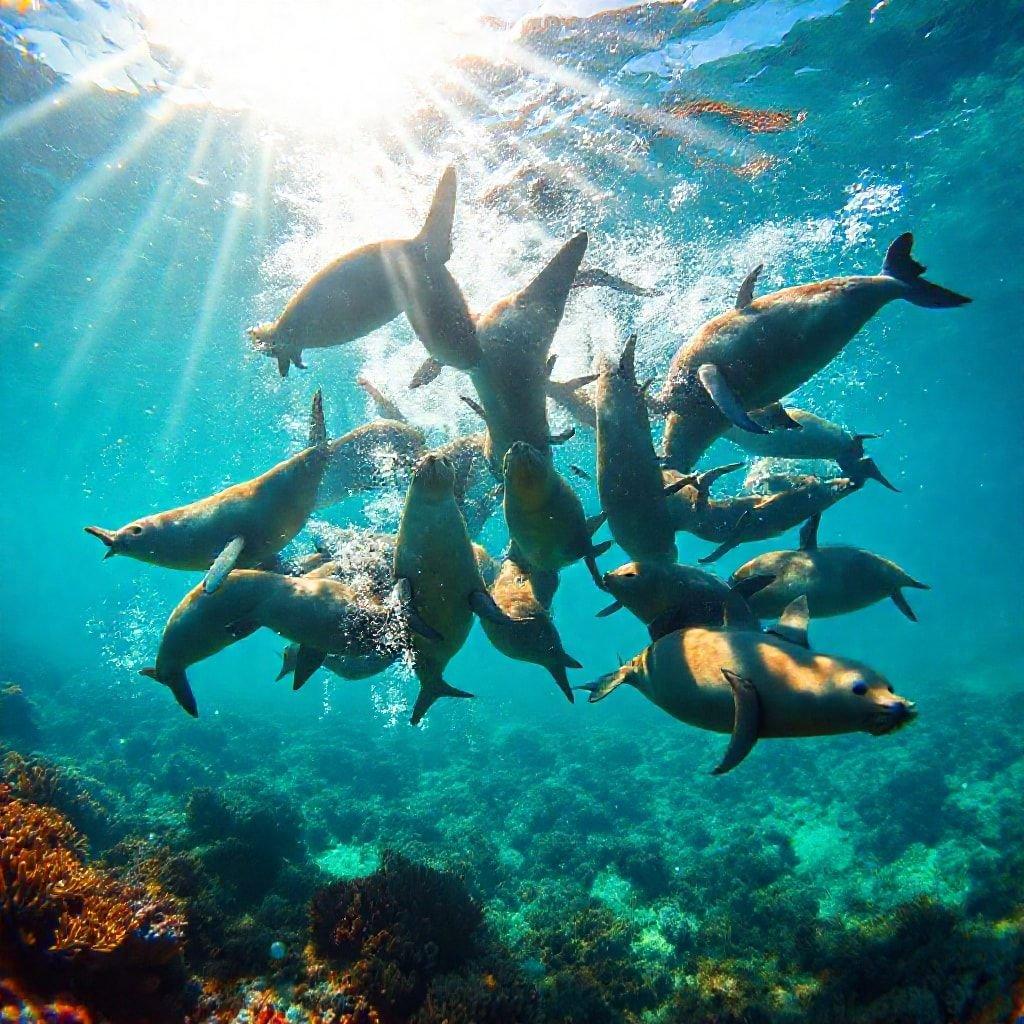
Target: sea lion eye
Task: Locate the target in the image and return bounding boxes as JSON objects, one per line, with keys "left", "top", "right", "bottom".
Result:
{"left": 851, "top": 681, "right": 868, "bottom": 696}
{"left": 886, "top": 685, "right": 894, "bottom": 694}
{"left": 130, "top": 525, "right": 143, "bottom": 535}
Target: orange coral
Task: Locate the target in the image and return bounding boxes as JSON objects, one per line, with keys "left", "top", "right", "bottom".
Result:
{"left": 669, "top": 99, "right": 805, "bottom": 134}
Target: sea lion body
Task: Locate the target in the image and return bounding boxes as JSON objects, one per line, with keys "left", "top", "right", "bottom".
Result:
{"left": 596, "top": 336, "right": 676, "bottom": 563}
{"left": 479, "top": 555, "right": 578, "bottom": 701}
{"left": 394, "top": 453, "right": 496, "bottom": 722}
{"left": 437, "top": 431, "right": 500, "bottom": 538}
{"left": 659, "top": 237, "right": 969, "bottom": 470}
{"left": 468, "top": 232, "right": 589, "bottom": 477}
{"left": 317, "top": 420, "right": 426, "bottom": 509}
{"left": 503, "top": 442, "right": 606, "bottom": 583}
{"left": 601, "top": 626, "right": 914, "bottom": 741}
{"left": 86, "top": 445, "right": 325, "bottom": 572}
{"left": 734, "top": 545, "right": 927, "bottom": 620}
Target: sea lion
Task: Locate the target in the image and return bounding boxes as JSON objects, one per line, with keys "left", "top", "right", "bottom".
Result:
{"left": 459, "top": 231, "right": 590, "bottom": 478}
{"left": 596, "top": 334, "right": 686, "bottom": 563}
{"left": 664, "top": 463, "right": 861, "bottom": 563}
{"left": 311, "top": 388, "right": 426, "bottom": 510}
{"left": 724, "top": 404, "right": 896, "bottom": 490}
{"left": 600, "top": 560, "right": 774, "bottom": 640}
{"left": 580, "top": 597, "right": 916, "bottom": 774}
{"left": 140, "top": 570, "right": 399, "bottom": 716}
{"left": 249, "top": 167, "right": 480, "bottom": 377}
{"left": 502, "top": 441, "right": 610, "bottom": 588}
{"left": 479, "top": 548, "right": 579, "bottom": 702}
{"left": 85, "top": 439, "right": 326, "bottom": 594}
{"left": 393, "top": 453, "right": 510, "bottom": 724}
{"left": 732, "top": 513, "right": 930, "bottom": 622}
{"left": 657, "top": 234, "right": 970, "bottom": 470}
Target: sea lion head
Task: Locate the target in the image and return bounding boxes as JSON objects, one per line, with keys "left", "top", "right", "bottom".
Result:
{"left": 818, "top": 660, "right": 916, "bottom": 736}
{"left": 410, "top": 452, "right": 456, "bottom": 501}
{"left": 603, "top": 561, "right": 674, "bottom": 621}
{"left": 502, "top": 442, "right": 549, "bottom": 497}
{"left": 85, "top": 519, "right": 158, "bottom": 560}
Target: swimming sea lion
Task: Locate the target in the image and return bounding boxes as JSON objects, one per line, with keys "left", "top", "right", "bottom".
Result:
{"left": 479, "top": 548, "right": 579, "bottom": 702}
{"left": 724, "top": 404, "right": 896, "bottom": 491}
{"left": 502, "top": 441, "right": 610, "bottom": 588}
{"left": 657, "top": 234, "right": 970, "bottom": 470}
{"left": 141, "top": 569, "right": 399, "bottom": 715}
{"left": 459, "top": 231, "right": 590, "bottom": 478}
{"left": 664, "top": 463, "right": 861, "bottom": 563}
{"left": 85, "top": 439, "right": 326, "bottom": 594}
{"left": 596, "top": 334, "right": 686, "bottom": 563}
{"left": 732, "top": 513, "right": 930, "bottom": 622}
{"left": 600, "top": 560, "right": 773, "bottom": 640}
{"left": 580, "top": 597, "right": 916, "bottom": 774}
{"left": 249, "top": 167, "right": 480, "bottom": 377}
{"left": 394, "top": 453, "right": 510, "bottom": 724}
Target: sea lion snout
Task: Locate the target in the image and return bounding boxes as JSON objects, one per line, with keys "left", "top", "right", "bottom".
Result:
{"left": 412, "top": 452, "right": 455, "bottom": 496}
{"left": 867, "top": 696, "right": 916, "bottom": 735}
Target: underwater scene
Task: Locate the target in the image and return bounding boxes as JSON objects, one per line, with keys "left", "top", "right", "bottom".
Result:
{"left": 2, "top": 0, "right": 1023, "bottom": 1020}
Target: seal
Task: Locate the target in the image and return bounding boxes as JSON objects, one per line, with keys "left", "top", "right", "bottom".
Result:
{"left": 460, "top": 231, "right": 590, "bottom": 478}
{"left": 600, "top": 560, "right": 774, "bottom": 640}
{"left": 732, "top": 513, "right": 930, "bottom": 621}
{"left": 309, "top": 388, "right": 426, "bottom": 510}
{"left": 657, "top": 234, "right": 970, "bottom": 470}
{"left": 140, "top": 569, "right": 400, "bottom": 716}
{"left": 478, "top": 546, "right": 580, "bottom": 701}
{"left": 502, "top": 441, "right": 610, "bottom": 588}
{"left": 596, "top": 334, "right": 686, "bottom": 563}
{"left": 249, "top": 167, "right": 480, "bottom": 378}
{"left": 85, "top": 438, "right": 326, "bottom": 594}
{"left": 663, "top": 463, "right": 861, "bottom": 563}
{"left": 393, "top": 452, "right": 510, "bottom": 724}
{"left": 723, "top": 403, "right": 896, "bottom": 490}
{"left": 580, "top": 596, "right": 916, "bottom": 774}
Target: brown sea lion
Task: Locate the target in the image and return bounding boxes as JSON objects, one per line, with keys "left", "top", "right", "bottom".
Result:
{"left": 85, "top": 440, "right": 326, "bottom": 594}
{"left": 664, "top": 463, "right": 861, "bottom": 563}
{"left": 657, "top": 234, "right": 970, "bottom": 470}
{"left": 580, "top": 597, "right": 916, "bottom": 774}
{"left": 732, "top": 513, "right": 930, "bottom": 622}
{"left": 502, "top": 441, "right": 610, "bottom": 588}
{"left": 458, "top": 231, "right": 590, "bottom": 478}
{"left": 393, "top": 453, "right": 509, "bottom": 724}
{"left": 479, "top": 548, "right": 579, "bottom": 702}
{"left": 249, "top": 167, "right": 480, "bottom": 377}
{"left": 140, "top": 570, "right": 399, "bottom": 716}
{"left": 600, "top": 560, "right": 773, "bottom": 640}
{"left": 596, "top": 334, "right": 685, "bottom": 564}
{"left": 724, "top": 404, "right": 896, "bottom": 490}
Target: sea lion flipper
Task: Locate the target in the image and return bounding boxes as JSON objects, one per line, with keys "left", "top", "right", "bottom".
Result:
{"left": 799, "top": 514, "right": 821, "bottom": 551}
{"left": 410, "top": 678, "right": 474, "bottom": 726}
{"left": 460, "top": 394, "right": 488, "bottom": 423}
{"left": 203, "top": 536, "right": 246, "bottom": 594}
{"left": 735, "top": 263, "right": 763, "bottom": 310}
{"left": 553, "top": 374, "right": 599, "bottom": 391}
{"left": 518, "top": 232, "right": 589, "bottom": 330}
{"left": 767, "top": 595, "right": 810, "bottom": 647}
{"left": 698, "top": 364, "right": 769, "bottom": 435}
{"left": 584, "top": 546, "right": 611, "bottom": 591}
{"left": 276, "top": 646, "right": 297, "bottom": 682}
{"left": 619, "top": 333, "right": 638, "bottom": 381}
{"left": 277, "top": 353, "right": 290, "bottom": 377}
{"left": 416, "top": 165, "right": 456, "bottom": 263}
{"left": 712, "top": 669, "right": 761, "bottom": 775}
{"left": 410, "top": 357, "right": 444, "bottom": 389}
{"left": 891, "top": 590, "right": 918, "bottom": 622}
{"left": 847, "top": 456, "right": 899, "bottom": 492}
{"left": 469, "top": 588, "right": 513, "bottom": 625}
{"left": 292, "top": 645, "right": 327, "bottom": 691}
{"left": 694, "top": 461, "right": 744, "bottom": 497}
{"left": 85, "top": 525, "right": 117, "bottom": 558}
{"left": 357, "top": 375, "right": 408, "bottom": 422}
{"left": 698, "top": 512, "right": 749, "bottom": 565}
{"left": 576, "top": 666, "right": 629, "bottom": 702}
{"left": 573, "top": 266, "right": 662, "bottom": 297}
{"left": 569, "top": 464, "right": 592, "bottom": 481}
{"left": 391, "top": 578, "right": 444, "bottom": 641}
{"left": 550, "top": 426, "right": 575, "bottom": 445}
{"left": 729, "top": 573, "right": 775, "bottom": 603}
{"left": 309, "top": 388, "right": 327, "bottom": 447}
{"left": 547, "top": 664, "right": 576, "bottom": 703}
{"left": 141, "top": 667, "right": 198, "bottom": 718}
{"left": 596, "top": 600, "right": 623, "bottom": 618}
{"left": 586, "top": 512, "right": 607, "bottom": 535}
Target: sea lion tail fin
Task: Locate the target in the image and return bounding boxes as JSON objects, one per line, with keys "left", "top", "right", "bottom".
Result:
{"left": 519, "top": 232, "right": 589, "bottom": 323}
{"left": 416, "top": 165, "right": 456, "bottom": 262}
{"left": 410, "top": 678, "right": 474, "bottom": 726}
{"left": 357, "top": 374, "right": 408, "bottom": 422}
{"left": 140, "top": 667, "right": 198, "bottom": 718}
{"left": 85, "top": 525, "right": 117, "bottom": 558}
{"left": 882, "top": 233, "right": 971, "bottom": 308}
{"left": 309, "top": 388, "right": 328, "bottom": 447}
{"left": 547, "top": 664, "right": 576, "bottom": 704}
{"left": 277, "top": 646, "right": 298, "bottom": 682}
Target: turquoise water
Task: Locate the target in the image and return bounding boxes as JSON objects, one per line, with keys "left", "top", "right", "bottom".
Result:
{"left": 1, "top": 1, "right": 1023, "bottom": 1021}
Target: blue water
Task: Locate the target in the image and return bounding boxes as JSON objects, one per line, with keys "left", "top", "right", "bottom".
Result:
{"left": 1, "top": 1, "right": 1023, "bottom": 1020}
